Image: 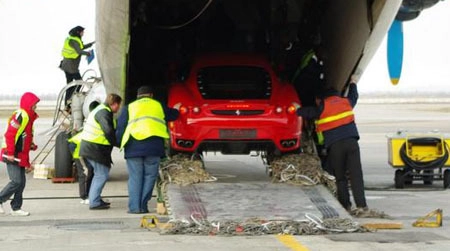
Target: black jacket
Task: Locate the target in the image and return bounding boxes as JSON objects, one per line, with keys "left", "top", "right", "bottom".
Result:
{"left": 79, "top": 106, "right": 117, "bottom": 167}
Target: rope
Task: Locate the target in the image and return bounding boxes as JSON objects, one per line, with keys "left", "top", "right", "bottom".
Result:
{"left": 158, "top": 216, "right": 368, "bottom": 236}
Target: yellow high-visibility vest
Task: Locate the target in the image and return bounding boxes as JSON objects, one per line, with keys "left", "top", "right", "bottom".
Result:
{"left": 120, "top": 97, "right": 169, "bottom": 149}
{"left": 81, "top": 104, "right": 112, "bottom": 145}
{"left": 1, "top": 109, "right": 29, "bottom": 149}
{"left": 68, "top": 132, "right": 82, "bottom": 159}
{"left": 61, "top": 36, "right": 84, "bottom": 59}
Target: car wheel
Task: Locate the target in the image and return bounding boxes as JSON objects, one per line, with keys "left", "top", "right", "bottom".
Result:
{"left": 167, "top": 145, "right": 180, "bottom": 157}
{"left": 191, "top": 152, "right": 205, "bottom": 169}
{"left": 55, "top": 131, "right": 73, "bottom": 178}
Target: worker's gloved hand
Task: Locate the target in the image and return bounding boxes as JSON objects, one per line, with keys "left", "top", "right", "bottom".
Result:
{"left": 292, "top": 102, "right": 301, "bottom": 110}
{"left": 86, "top": 51, "right": 91, "bottom": 57}
{"left": 30, "top": 143, "right": 38, "bottom": 151}
{"left": 173, "top": 102, "right": 182, "bottom": 110}
{"left": 26, "top": 165, "right": 34, "bottom": 174}
{"left": 3, "top": 154, "right": 15, "bottom": 162}
{"left": 350, "top": 74, "right": 359, "bottom": 84}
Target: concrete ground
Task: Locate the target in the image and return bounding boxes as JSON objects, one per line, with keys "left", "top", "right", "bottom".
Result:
{"left": 0, "top": 103, "right": 450, "bottom": 251}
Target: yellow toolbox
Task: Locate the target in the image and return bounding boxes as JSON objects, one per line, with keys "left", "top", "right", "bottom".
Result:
{"left": 386, "top": 131, "right": 450, "bottom": 189}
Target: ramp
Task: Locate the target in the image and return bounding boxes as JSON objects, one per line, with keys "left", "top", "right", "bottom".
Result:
{"left": 166, "top": 182, "right": 350, "bottom": 222}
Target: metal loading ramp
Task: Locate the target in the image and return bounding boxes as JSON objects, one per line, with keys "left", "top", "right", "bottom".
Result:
{"left": 165, "top": 182, "right": 350, "bottom": 222}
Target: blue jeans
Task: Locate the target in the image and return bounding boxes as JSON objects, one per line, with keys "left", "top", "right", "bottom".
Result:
{"left": 87, "top": 159, "right": 110, "bottom": 208}
{"left": 126, "top": 156, "right": 160, "bottom": 213}
{"left": 0, "top": 162, "right": 26, "bottom": 210}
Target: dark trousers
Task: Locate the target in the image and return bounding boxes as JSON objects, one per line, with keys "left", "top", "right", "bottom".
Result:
{"left": 75, "top": 157, "right": 94, "bottom": 200}
{"left": 64, "top": 71, "right": 82, "bottom": 107}
{"left": 0, "top": 162, "right": 26, "bottom": 210}
{"left": 327, "top": 137, "right": 367, "bottom": 209}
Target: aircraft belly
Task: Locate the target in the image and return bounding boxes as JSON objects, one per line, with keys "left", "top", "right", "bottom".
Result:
{"left": 166, "top": 182, "right": 349, "bottom": 222}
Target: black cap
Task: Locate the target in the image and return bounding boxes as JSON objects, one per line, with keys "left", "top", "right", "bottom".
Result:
{"left": 69, "top": 26, "right": 85, "bottom": 36}
{"left": 137, "top": 86, "right": 153, "bottom": 96}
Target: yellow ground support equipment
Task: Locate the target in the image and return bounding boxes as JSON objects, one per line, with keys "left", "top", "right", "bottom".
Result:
{"left": 412, "top": 209, "right": 443, "bottom": 228}
{"left": 387, "top": 131, "right": 450, "bottom": 189}
{"left": 140, "top": 215, "right": 159, "bottom": 228}
{"left": 140, "top": 215, "right": 172, "bottom": 230}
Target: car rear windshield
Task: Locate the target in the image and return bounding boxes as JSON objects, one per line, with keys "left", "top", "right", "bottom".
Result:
{"left": 197, "top": 66, "right": 272, "bottom": 99}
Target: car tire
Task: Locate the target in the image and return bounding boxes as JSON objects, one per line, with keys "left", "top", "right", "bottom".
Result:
{"left": 55, "top": 131, "right": 73, "bottom": 178}
{"left": 168, "top": 146, "right": 179, "bottom": 157}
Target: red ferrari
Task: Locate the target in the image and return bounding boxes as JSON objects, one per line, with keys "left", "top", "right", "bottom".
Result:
{"left": 167, "top": 53, "right": 302, "bottom": 155}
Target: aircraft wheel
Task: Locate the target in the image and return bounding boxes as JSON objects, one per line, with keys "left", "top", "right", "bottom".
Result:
{"left": 54, "top": 131, "right": 73, "bottom": 178}
{"left": 443, "top": 169, "right": 450, "bottom": 189}
{"left": 423, "top": 170, "right": 434, "bottom": 185}
{"left": 394, "top": 169, "right": 405, "bottom": 189}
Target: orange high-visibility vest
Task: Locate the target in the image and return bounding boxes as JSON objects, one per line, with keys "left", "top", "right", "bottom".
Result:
{"left": 316, "top": 96, "right": 354, "bottom": 133}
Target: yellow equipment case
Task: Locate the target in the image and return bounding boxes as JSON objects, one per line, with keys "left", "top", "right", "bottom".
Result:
{"left": 387, "top": 131, "right": 450, "bottom": 189}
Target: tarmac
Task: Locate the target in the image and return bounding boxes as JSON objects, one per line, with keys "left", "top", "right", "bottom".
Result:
{"left": 0, "top": 103, "right": 450, "bottom": 251}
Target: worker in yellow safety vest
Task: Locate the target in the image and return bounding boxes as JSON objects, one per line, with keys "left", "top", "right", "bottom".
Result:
{"left": 68, "top": 101, "right": 99, "bottom": 205}
{"left": 79, "top": 94, "right": 122, "bottom": 210}
{"left": 293, "top": 76, "right": 369, "bottom": 216}
{"left": 116, "top": 86, "right": 179, "bottom": 214}
{"left": 59, "top": 25, "right": 95, "bottom": 110}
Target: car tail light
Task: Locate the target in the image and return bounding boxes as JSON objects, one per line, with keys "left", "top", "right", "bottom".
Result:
{"left": 275, "top": 106, "right": 283, "bottom": 114}
{"left": 287, "top": 105, "right": 297, "bottom": 114}
{"left": 179, "top": 106, "right": 188, "bottom": 115}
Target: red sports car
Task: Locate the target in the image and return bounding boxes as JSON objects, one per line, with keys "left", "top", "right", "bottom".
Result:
{"left": 167, "top": 53, "right": 302, "bottom": 155}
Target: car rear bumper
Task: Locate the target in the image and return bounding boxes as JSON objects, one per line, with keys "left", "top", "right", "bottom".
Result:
{"left": 170, "top": 120, "right": 302, "bottom": 154}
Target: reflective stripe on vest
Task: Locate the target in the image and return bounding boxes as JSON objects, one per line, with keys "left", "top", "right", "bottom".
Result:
{"left": 61, "top": 36, "right": 84, "bottom": 59}
{"left": 120, "top": 97, "right": 169, "bottom": 149}
{"left": 315, "top": 96, "right": 354, "bottom": 133}
{"left": 81, "top": 104, "right": 112, "bottom": 145}
{"left": 1, "top": 109, "right": 29, "bottom": 149}
{"left": 68, "top": 132, "right": 82, "bottom": 159}
{"left": 291, "top": 49, "right": 316, "bottom": 83}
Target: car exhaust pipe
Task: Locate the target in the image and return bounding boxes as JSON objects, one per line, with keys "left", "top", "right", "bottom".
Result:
{"left": 177, "top": 139, "right": 185, "bottom": 146}
{"left": 288, "top": 140, "right": 296, "bottom": 147}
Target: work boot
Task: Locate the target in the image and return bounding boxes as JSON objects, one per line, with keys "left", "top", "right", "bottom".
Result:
{"left": 351, "top": 207, "right": 371, "bottom": 218}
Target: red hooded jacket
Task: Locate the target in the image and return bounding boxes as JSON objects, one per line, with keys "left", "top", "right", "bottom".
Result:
{"left": 1, "top": 92, "right": 40, "bottom": 168}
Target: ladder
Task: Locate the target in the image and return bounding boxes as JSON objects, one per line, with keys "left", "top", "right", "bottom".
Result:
{"left": 31, "top": 77, "right": 101, "bottom": 166}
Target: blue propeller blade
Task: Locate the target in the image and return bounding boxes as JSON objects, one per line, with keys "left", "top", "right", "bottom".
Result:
{"left": 387, "top": 20, "right": 404, "bottom": 85}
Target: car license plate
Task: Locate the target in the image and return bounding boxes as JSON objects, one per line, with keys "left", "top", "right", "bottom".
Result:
{"left": 219, "top": 129, "right": 256, "bottom": 139}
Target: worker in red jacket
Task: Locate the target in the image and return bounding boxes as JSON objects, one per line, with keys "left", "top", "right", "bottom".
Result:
{"left": 0, "top": 92, "right": 40, "bottom": 216}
